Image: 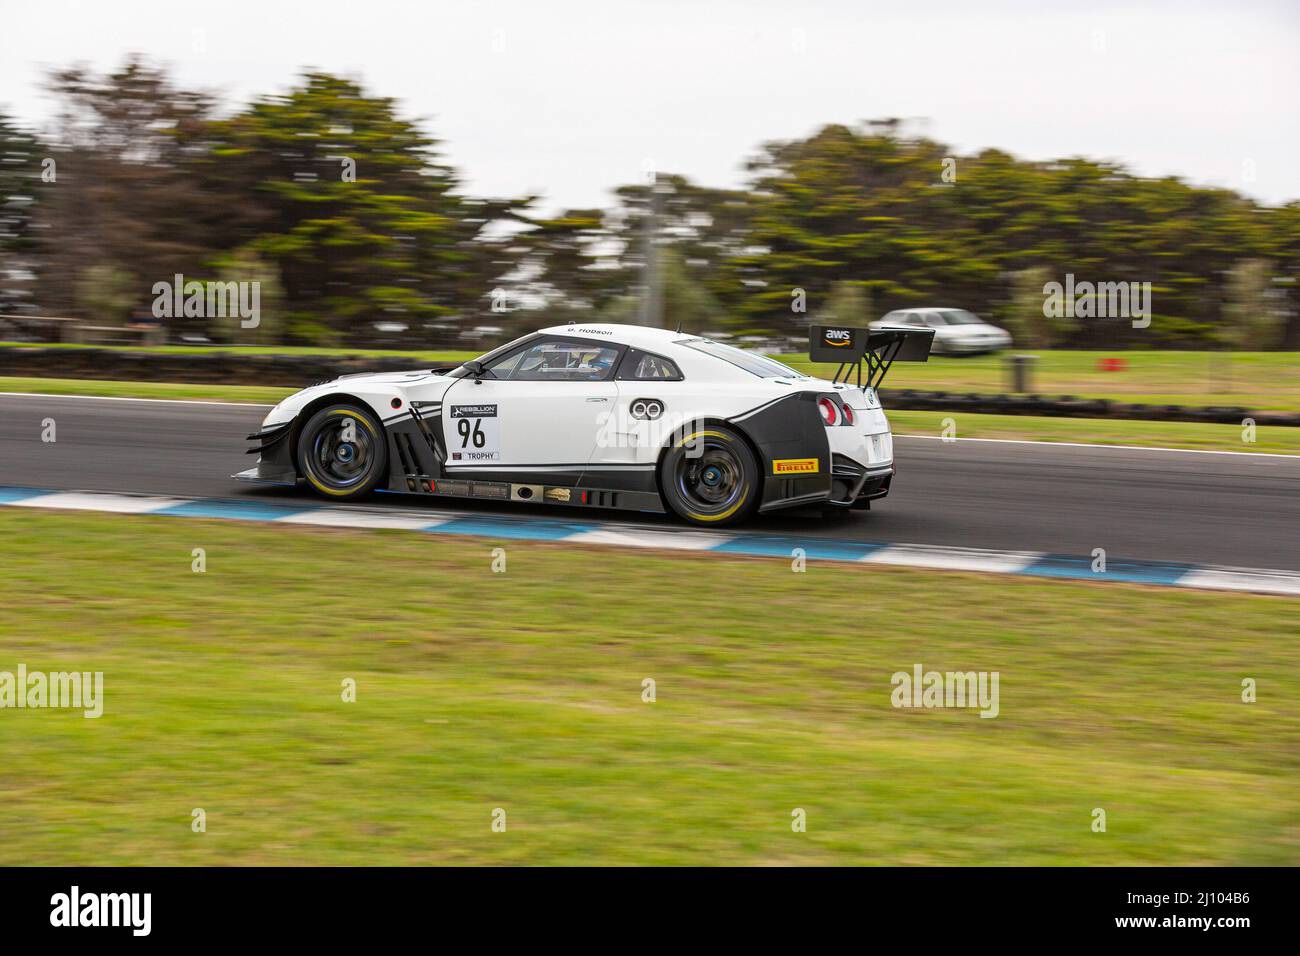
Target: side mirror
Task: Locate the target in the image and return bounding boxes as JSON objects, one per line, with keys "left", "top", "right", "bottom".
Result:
{"left": 463, "top": 360, "right": 486, "bottom": 381}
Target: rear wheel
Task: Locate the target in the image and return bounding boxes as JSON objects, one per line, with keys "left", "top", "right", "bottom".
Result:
{"left": 659, "top": 425, "right": 759, "bottom": 527}
{"left": 296, "top": 404, "right": 388, "bottom": 499}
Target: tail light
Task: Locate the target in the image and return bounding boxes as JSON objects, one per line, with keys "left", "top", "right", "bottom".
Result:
{"left": 841, "top": 404, "right": 855, "bottom": 426}
{"left": 818, "top": 397, "right": 838, "bottom": 426}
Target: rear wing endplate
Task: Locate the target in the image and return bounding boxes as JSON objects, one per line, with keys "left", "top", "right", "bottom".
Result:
{"left": 809, "top": 325, "right": 935, "bottom": 389}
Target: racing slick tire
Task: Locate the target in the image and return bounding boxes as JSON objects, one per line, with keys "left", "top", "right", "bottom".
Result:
{"left": 659, "top": 424, "right": 760, "bottom": 527}
{"left": 296, "top": 403, "right": 388, "bottom": 500}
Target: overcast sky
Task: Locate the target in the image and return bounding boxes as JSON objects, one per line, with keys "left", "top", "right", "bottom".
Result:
{"left": 5, "top": 0, "right": 1298, "bottom": 210}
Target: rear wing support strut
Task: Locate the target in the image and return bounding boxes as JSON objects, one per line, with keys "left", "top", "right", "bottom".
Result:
{"left": 830, "top": 336, "right": 909, "bottom": 390}
{"left": 810, "top": 326, "right": 935, "bottom": 390}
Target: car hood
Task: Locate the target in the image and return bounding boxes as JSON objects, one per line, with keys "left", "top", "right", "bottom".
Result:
{"left": 330, "top": 369, "right": 446, "bottom": 385}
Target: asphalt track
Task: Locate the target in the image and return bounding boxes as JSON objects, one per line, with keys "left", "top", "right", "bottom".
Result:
{"left": 1, "top": 392, "right": 1298, "bottom": 571}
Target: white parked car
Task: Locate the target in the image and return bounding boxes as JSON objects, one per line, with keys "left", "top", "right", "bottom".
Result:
{"left": 872, "top": 308, "right": 1011, "bottom": 355}
{"left": 237, "top": 323, "right": 932, "bottom": 526}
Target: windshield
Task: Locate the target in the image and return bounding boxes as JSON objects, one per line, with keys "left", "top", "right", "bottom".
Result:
{"left": 939, "top": 310, "right": 982, "bottom": 326}
{"left": 677, "top": 338, "right": 805, "bottom": 378}
{"left": 447, "top": 332, "right": 540, "bottom": 377}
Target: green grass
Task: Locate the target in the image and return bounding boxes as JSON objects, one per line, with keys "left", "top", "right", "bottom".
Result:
{"left": 887, "top": 410, "right": 1300, "bottom": 455}
{"left": 0, "top": 376, "right": 294, "bottom": 404}
{"left": 0, "top": 510, "right": 1296, "bottom": 865}
{"left": 0, "top": 340, "right": 478, "bottom": 362}
{"left": 779, "top": 350, "right": 1300, "bottom": 413}
{"left": 7, "top": 343, "right": 1300, "bottom": 411}
{"left": 2, "top": 376, "right": 1294, "bottom": 455}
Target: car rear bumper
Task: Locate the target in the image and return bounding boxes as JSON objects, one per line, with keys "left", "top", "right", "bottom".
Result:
{"left": 829, "top": 454, "right": 894, "bottom": 506}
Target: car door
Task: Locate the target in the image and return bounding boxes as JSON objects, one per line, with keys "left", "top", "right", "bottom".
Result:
{"left": 441, "top": 335, "right": 621, "bottom": 477}
{"left": 594, "top": 347, "right": 688, "bottom": 468}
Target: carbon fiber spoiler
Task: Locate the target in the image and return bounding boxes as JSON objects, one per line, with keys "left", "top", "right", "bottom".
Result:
{"left": 809, "top": 325, "right": 935, "bottom": 389}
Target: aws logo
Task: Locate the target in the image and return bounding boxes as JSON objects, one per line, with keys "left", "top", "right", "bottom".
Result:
{"left": 823, "top": 328, "right": 854, "bottom": 348}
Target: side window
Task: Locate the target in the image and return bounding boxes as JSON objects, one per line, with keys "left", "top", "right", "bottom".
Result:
{"left": 618, "top": 348, "right": 683, "bottom": 381}
{"left": 489, "top": 339, "right": 620, "bottom": 382}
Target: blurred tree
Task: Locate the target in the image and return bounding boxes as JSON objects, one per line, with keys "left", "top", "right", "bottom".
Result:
{"left": 17, "top": 63, "right": 1300, "bottom": 352}
{"left": 74, "top": 263, "right": 134, "bottom": 324}
{"left": 735, "top": 123, "right": 971, "bottom": 334}
{"left": 1223, "top": 258, "right": 1280, "bottom": 349}
{"left": 514, "top": 208, "right": 628, "bottom": 314}
{"left": 1006, "top": 266, "right": 1064, "bottom": 348}
{"left": 598, "top": 246, "right": 726, "bottom": 333}
{"left": 819, "top": 281, "right": 874, "bottom": 328}
{"left": 203, "top": 72, "right": 528, "bottom": 346}
{"left": 210, "top": 247, "right": 285, "bottom": 346}
{"left": 0, "top": 112, "right": 43, "bottom": 318}
{"left": 1268, "top": 203, "right": 1300, "bottom": 349}
{"left": 731, "top": 121, "right": 1278, "bottom": 348}
{"left": 519, "top": 175, "right": 754, "bottom": 330}
{"left": 36, "top": 57, "right": 222, "bottom": 325}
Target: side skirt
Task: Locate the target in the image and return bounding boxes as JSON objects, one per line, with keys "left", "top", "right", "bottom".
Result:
{"left": 376, "top": 477, "right": 665, "bottom": 514}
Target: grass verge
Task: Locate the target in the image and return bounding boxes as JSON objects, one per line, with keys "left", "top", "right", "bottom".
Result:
{"left": 0, "top": 341, "right": 478, "bottom": 362}
{"left": 780, "top": 350, "right": 1300, "bottom": 413}
{"left": 2, "top": 376, "right": 1295, "bottom": 454}
{"left": 0, "top": 510, "right": 1295, "bottom": 865}
{"left": 0, "top": 376, "right": 293, "bottom": 404}
{"left": 887, "top": 409, "right": 1300, "bottom": 455}
{"left": 7, "top": 345, "right": 1300, "bottom": 411}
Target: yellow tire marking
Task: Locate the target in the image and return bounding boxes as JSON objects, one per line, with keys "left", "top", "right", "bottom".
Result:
{"left": 675, "top": 429, "right": 729, "bottom": 448}
{"left": 685, "top": 490, "right": 748, "bottom": 523}
{"left": 675, "top": 429, "right": 749, "bottom": 522}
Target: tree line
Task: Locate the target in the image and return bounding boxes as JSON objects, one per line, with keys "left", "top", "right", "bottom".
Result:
{"left": 1, "top": 57, "right": 1296, "bottom": 349}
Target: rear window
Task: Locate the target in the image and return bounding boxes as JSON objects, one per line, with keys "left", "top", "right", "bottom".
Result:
{"left": 677, "top": 339, "right": 804, "bottom": 378}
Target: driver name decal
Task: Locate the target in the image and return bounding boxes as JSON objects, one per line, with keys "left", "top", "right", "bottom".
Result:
{"left": 449, "top": 404, "right": 501, "bottom": 462}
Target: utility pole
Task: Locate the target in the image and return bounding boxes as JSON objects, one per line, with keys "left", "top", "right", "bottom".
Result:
{"left": 640, "top": 174, "right": 667, "bottom": 328}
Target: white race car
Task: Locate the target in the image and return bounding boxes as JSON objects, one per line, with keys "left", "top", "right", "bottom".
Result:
{"left": 871, "top": 308, "right": 1011, "bottom": 355}
{"left": 237, "top": 323, "right": 933, "bottom": 526}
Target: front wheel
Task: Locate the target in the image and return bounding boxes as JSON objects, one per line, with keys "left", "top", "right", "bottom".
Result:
{"left": 659, "top": 425, "right": 759, "bottom": 527}
{"left": 296, "top": 404, "right": 388, "bottom": 499}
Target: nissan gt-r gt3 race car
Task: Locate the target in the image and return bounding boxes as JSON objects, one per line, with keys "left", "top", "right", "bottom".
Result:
{"left": 236, "top": 323, "right": 933, "bottom": 526}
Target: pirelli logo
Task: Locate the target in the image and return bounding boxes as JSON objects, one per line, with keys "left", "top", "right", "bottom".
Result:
{"left": 772, "top": 458, "right": 819, "bottom": 475}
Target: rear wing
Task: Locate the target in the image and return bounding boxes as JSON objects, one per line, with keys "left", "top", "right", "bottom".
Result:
{"left": 809, "top": 325, "right": 935, "bottom": 389}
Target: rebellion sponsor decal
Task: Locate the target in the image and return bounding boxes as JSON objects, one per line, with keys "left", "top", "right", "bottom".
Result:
{"left": 449, "top": 404, "right": 497, "bottom": 418}
{"left": 449, "top": 404, "right": 500, "bottom": 462}
{"left": 772, "top": 457, "right": 819, "bottom": 475}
